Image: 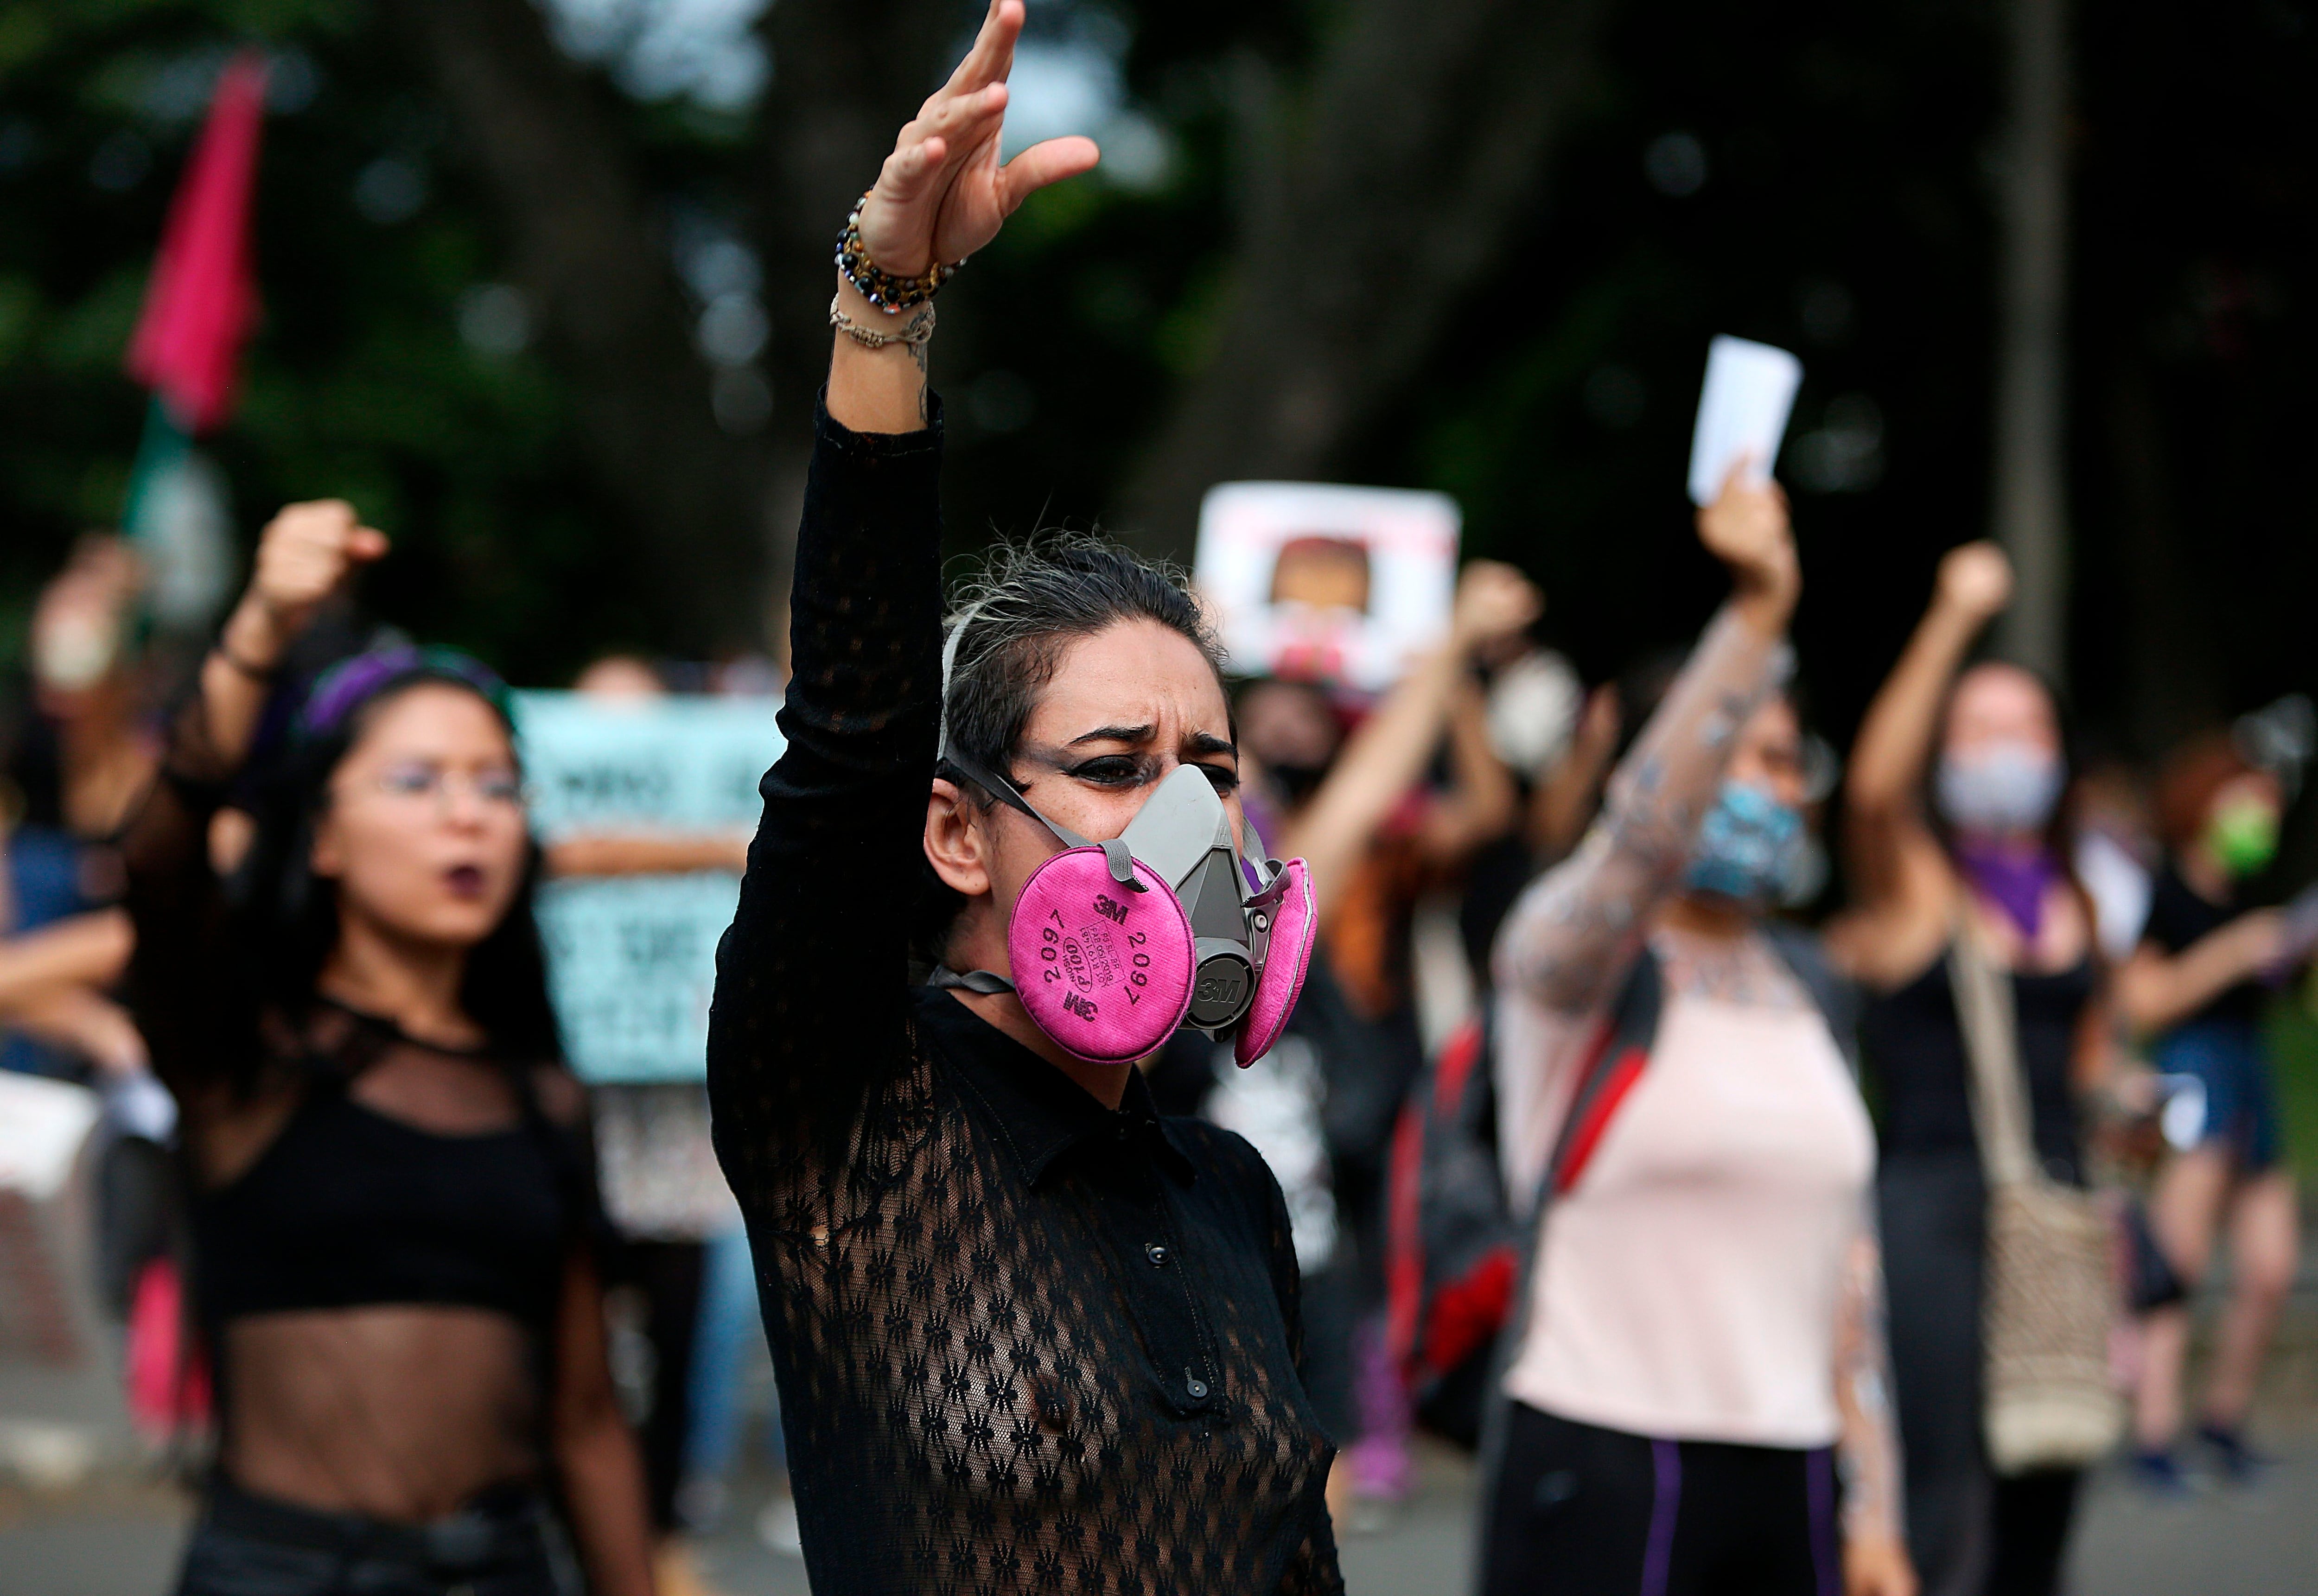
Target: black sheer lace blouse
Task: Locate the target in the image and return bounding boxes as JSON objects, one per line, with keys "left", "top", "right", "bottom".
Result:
{"left": 707, "top": 399, "right": 1343, "bottom": 1596}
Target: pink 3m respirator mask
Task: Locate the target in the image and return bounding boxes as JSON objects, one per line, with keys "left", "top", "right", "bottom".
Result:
{"left": 930, "top": 621, "right": 1314, "bottom": 1068}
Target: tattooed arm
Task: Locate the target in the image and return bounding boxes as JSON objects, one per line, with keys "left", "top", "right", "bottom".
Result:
{"left": 1834, "top": 1202, "right": 1915, "bottom": 1596}
{"left": 1491, "top": 467, "right": 1798, "bottom": 1017}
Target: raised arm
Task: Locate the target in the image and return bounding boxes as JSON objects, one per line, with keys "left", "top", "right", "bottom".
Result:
{"left": 121, "top": 502, "right": 384, "bottom": 1098}
{"left": 707, "top": 0, "right": 1096, "bottom": 1171}
{"left": 2114, "top": 909, "right": 2286, "bottom": 1036}
{"left": 1284, "top": 562, "right": 1538, "bottom": 918}
{"left": 1414, "top": 675, "right": 1521, "bottom": 867}
{"left": 1831, "top": 544, "right": 2008, "bottom": 968}
{"left": 826, "top": 0, "right": 1096, "bottom": 436}
{"left": 1493, "top": 471, "right": 1798, "bottom": 1016}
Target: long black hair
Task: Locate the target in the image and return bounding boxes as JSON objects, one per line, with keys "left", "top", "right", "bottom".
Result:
{"left": 229, "top": 647, "right": 563, "bottom": 1065}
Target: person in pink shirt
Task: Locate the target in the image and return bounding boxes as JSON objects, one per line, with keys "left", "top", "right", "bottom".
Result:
{"left": 1482, "top": 470, "right": 1911, "bottom": 1596}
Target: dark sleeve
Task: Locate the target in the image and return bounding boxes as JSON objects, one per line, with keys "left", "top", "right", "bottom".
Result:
{"left": 2138, "top": 869, "right": 2205, "bottom": 957}
{"left": 120, "top": 693, "right": 254, "bottom": 1101}
{"left": 707, "top": 396, "right": 946, "bottom": 1201}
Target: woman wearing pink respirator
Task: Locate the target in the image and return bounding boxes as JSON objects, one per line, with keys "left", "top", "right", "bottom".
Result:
{"left": 705, "top": 6, "right": 1338, "bottom": 1591}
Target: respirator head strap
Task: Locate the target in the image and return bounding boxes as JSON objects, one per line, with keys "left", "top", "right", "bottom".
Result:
{"left": 939, "top": 747, "right": 1144, "bottom": 885}
{"left": 930, "top": 965, "right": 1016, "bottom": 996}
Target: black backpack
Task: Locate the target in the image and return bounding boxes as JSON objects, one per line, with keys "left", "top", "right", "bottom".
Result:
{"left": 1384, "top": 923, "right": 1856, "bottom": 1448}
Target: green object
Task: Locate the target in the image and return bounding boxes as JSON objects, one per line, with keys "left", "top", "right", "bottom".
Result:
{"left": 2208, "top": 796, "right": 2281, "bottom": 878}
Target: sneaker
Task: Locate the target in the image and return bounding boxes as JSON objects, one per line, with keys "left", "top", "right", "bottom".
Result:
{"left": 2130, "top": 1448, "right": 2194, "bottom": 1497}
{"left": 2197, "top": 1423, "right": 2276, "bottom": 1485}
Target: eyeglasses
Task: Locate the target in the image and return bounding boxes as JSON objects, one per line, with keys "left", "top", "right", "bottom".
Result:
{"left": 361, "top": 763, "right": 527, "bottom": 811}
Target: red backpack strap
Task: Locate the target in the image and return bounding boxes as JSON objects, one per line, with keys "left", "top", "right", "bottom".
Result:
{"left": 1542, "top": 950, "right": 1663, "bottom": 1199}
{"left": 1385, "top": 1014, "right": 1487, "bottom": 1370}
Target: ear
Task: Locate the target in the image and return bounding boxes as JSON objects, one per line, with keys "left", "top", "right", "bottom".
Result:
{"left": 309, "top": 808, "right": 345, "bottom": 882}
{"left": 924, "top": 776, "right": 993, "bottom": 897}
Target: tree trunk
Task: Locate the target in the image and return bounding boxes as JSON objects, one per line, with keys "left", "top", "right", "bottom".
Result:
{"left": 1989, "top": 0, "right": 2072, "bottom": 682}
{"left": 382, "top": 0, "right": 776, "bottom": 654}
{"left": 749, "top": 0, "right": 957, "bottom": 654}
{"left": 2104, "top": 354, "right": 2218, "bottom": 753}
{"left": 1116, "top": 0, "right": 1615, "bottom": 558}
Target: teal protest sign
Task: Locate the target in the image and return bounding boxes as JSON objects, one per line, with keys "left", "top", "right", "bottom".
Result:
{"left": 515, "top": 691, "right": 783, "bottom": 1083}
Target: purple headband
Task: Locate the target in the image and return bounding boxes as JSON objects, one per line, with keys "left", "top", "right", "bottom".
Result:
{"left": 295, "top": 644, "right": 514, "bottom": 742}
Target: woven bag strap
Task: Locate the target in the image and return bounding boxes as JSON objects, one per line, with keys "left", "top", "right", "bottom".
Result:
{"left": 1946, "top": 905, "right": 2042, "bottom": 1189}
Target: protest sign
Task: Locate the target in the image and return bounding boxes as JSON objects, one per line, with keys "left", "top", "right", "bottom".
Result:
{"left": 1193, "top": 481, "right": 1460, "bottom": 692}
{"left": 1687, "top": 335, "right": 1804, "bottom": 506}
{"left": 515, "top": 691, "right": 783, "bottom": 1083}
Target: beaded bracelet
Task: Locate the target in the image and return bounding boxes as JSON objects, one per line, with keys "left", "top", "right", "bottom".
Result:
{"left": 829, "top": 296, "right": 935, "bottom": 350}
{"left": 834, "top": 190, "right": 964, "bottom": 312}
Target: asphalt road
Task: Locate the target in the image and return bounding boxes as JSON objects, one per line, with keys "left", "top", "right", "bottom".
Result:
{"left": 7, "top": 1429, "right": 2311, "bottom": 1596}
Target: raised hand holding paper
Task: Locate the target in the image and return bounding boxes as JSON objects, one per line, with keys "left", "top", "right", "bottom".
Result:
{"left": 1688, "top": 335, "right": 1804, "bottom": 506}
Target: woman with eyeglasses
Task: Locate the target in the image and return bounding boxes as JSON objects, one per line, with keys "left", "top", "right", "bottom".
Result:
{"left": 123, "top": 502, "right": 655, "bottom": 1596}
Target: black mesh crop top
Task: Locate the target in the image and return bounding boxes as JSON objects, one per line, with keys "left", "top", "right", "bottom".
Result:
{"left": 120, "top": 681, "right": 601, "bottom": 1345}
{"left": 188, "top": 1012, "right": 577, "bottom": 1331}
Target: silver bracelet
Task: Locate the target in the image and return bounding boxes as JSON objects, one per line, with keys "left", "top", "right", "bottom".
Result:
{"left": 829, "top": 295, "right": 935, "bottom": 349}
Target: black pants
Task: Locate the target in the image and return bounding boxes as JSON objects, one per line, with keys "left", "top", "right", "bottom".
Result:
{"left": 1481, "top": 1404, "right": 1839, "bottom": 1596}
{"left": 1879, "top": 1154, "right": 2082, "bottom": 1596}
{"left": 175, "top": 1478, "right": 561, "bottom": 1596}
{"left": 623, "top": 1236, "right": 707, "bottom": 1532}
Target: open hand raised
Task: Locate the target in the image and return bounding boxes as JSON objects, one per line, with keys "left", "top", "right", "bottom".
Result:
{"left": 855, "top": 0, "right": 1102, "bottom": 281}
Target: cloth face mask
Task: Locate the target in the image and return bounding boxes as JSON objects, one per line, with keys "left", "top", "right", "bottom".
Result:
{"left": 2207, "top": 795, "right": 2280, "bottom": 879}
{"left": 1935, "top": 742, "right": 2063, "bottom": 836}
{"left": 1684, "top": 779, "right": 1804, "bottom": 904}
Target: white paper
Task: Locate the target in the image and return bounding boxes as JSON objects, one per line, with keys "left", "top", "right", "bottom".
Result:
{"left": 1192, "top": 482, "right": 1460, "bottom": 692}
{"left": 1687, "top": 336, "right": 1803, "bottom": 506}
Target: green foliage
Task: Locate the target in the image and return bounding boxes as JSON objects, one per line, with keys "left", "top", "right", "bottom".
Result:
{"left": 1, "top": 0, "right": 2313, "bottom": 755}
{"left": 2273, "top": 980, "right": 2318, "bottom": 1176}
{"left": 0, "top": 0, "right": 656, "bottom": 682}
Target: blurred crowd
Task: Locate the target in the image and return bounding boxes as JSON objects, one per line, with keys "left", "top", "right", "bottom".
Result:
{"left": 5, "top": 492, "right": 2311, "bottom": 1596}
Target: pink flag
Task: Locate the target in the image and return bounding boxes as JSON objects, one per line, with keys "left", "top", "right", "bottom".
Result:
{"left": 126, "top": 50, "right": 268, "bottom": 435}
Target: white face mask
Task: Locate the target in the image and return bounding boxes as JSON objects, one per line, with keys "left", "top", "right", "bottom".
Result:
{"left": 1484, "top": 650, "right": 1581, "bottom": 780}
{"left": 1936, "top": 742, "right": 2063, "bottom": 835}
{"left": 32, "top": 611, "right": 119, "bottom": 692}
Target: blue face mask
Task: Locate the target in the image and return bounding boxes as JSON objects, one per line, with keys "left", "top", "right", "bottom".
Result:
{"left": 1686, "top": 780, "right": 1805, "bottom": 903}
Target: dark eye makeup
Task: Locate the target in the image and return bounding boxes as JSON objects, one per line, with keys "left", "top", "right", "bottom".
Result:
{"left": 1056, "top": 754, "right": 1240, "bottom": 795}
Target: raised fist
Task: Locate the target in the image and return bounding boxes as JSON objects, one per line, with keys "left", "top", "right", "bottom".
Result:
{"left": 1934, "top": 541, "right": 2013, "bottom": 623}
{"left": 248, "top": 499, "right": 388, "bottom": 636}
{"left": 1451, "top": 561, "right": 1543, "bottom": 653}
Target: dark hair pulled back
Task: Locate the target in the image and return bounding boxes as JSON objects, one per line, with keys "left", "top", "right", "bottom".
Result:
{"left": 918, "top": 533, "right": 1226, "bottom": 960}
